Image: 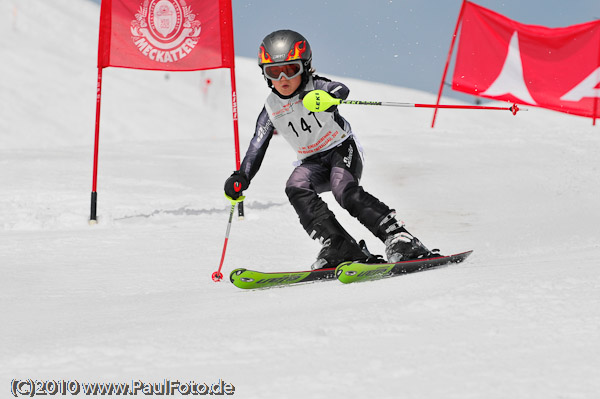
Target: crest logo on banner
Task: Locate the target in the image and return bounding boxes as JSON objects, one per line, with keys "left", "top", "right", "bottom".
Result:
{"left": 130, "top": 0, "right": 202, "bottom": 63}
{"left": 93, "top": 0, "right": 240, "bottom": 225}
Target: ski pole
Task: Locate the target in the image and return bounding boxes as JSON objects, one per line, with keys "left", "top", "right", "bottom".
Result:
{"left": 212, "top": 194, "right": 245, "bottom": 282}
{"left": 302, "top": 90, "right": 525, "bottom": 115}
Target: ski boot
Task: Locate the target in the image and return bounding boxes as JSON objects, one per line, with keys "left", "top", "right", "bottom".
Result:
{"left": 309, "top": 216, "right": 369, "bottom": 270}
{"left": 377, "top": 212, "right": 440, "bottom": 263}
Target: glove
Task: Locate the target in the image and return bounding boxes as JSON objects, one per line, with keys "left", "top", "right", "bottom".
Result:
{"left": 299, "top": 90, "right": 338, "bottom": 112}
{"left": 224, "top": 170, "right": 249, "bottom": 200}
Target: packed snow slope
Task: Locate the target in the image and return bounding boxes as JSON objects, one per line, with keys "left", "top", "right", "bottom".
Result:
{"left": 2, "top": 1, "right": 599, "bottom": 398}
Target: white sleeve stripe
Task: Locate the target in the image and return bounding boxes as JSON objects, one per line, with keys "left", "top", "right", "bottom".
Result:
{"left": 330, "top": 85, "right": 342, "bottom": 94}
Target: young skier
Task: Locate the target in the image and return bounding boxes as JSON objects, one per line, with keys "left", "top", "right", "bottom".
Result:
{"left": 224, "top": 29, "right": 438, "bottom": 269}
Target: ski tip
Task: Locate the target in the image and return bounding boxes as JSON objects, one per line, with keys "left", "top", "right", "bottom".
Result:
{"left": 334, "top": 261, "right": 353, "bottom": 277}
{"left": 229, "top": 268, "right": 247, "bottom": 284}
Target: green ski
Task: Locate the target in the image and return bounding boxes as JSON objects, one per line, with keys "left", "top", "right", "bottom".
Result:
{"left": 335, "top": 251, "right": 473, "bottom": 284}
{"left": 230, "top": 267, "right": 337, "bottom": 289}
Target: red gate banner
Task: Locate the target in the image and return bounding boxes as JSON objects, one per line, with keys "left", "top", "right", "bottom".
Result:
{"left": 452, "top": 1, "right": 600, "bottom": 118}
{"left": 91, "top": 0, "right": 240, "bottom": 224}
{"left": 98, "top": 0, "right": 234, "bottom": 71}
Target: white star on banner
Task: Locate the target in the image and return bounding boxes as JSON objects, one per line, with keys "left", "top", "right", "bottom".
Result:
{"left": 482, "top": 32, "right": 537, "bottom": 105}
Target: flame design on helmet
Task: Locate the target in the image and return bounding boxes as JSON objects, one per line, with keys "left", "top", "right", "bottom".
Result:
{"left": 285, "top": 40, "right": 307, "bottom": 61}
{"left": 259, "top": 45, "right": 274, "bottom": 64}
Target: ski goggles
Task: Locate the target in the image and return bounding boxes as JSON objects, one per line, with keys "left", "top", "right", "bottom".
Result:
{"left": 263, "top": 60, "right": 304, "bottom": 81}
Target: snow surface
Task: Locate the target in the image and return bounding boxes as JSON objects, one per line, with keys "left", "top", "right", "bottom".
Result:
{"left": 2, "top": 1, "right": 600, "bottom": 398}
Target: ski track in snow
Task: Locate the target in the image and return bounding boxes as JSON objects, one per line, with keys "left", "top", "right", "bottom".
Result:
{"left": 1, "top": 1, "right": 600, "bottom": 398}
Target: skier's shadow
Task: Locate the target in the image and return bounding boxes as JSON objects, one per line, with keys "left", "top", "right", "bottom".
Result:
{"left": 116, "top": 201, "right": 286, "bottom": 220}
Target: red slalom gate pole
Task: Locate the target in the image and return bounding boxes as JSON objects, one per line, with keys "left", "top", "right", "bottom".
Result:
{"left": 431, "top": 0, "right": 468, "bottom": 128}
{"left": 90, "top": 68, "right": 103, "bottom": 224}
{"left": 229, "top": 67, "right": 245, "bottom": 219}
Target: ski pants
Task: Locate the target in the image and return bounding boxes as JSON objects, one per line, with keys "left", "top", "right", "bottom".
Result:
{"left": 285, "top": 137, "right": 392, "bottom": 241}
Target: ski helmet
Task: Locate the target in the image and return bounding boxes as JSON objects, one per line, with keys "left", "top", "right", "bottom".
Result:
{"left": 258, "top": 30, "right": 312, "bottom": 86}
